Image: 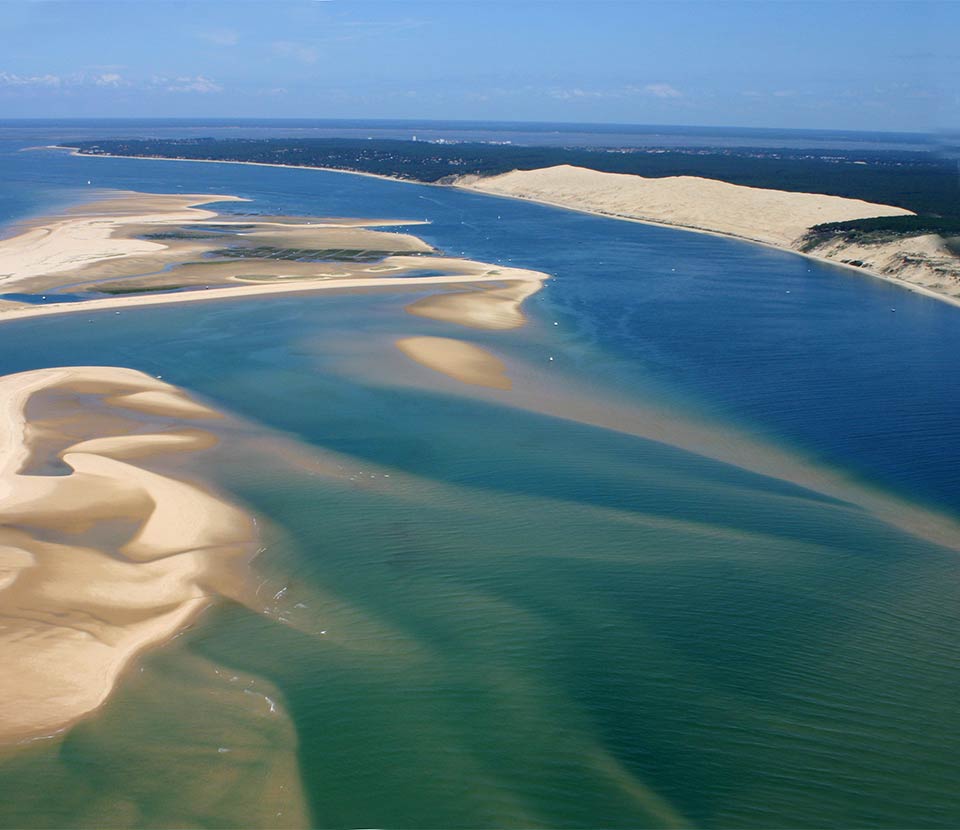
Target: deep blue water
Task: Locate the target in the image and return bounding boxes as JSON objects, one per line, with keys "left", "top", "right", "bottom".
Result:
{"left": 1, "top": 133, "right": 959, "bottom": 829}
{"left": 2, "top": 137, "right": 956, "bottom": 514}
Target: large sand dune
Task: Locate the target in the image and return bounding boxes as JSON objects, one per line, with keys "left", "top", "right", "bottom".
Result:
{"left": 460, "top": 165, "right": 912, "bottom": 248}
{"left": 458, "top": 165, "right": 960, "bottom": 305}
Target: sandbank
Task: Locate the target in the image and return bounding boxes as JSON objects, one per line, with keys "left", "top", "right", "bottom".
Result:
{"left": 405, "top": 278, "right": 542, "bottom": 330}
{"left": 0, "top": 190, "right": 549, "bottom": 327}
{"left": 396, "top": 336, "right": 512, "bottom": 390}
{"left": 0, "top": 192, "right": 246, "bottom": 285}
{"left": 0, "top": 366, "right": 258, "bottom": 743}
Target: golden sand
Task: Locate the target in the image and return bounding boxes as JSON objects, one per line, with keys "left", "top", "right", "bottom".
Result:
{"left": 0, "top": 193, "right": 244, "bottom": 286}
{"left": 0, "top": 366, "right": 258, "bottom": 744}
{"left": 459, "top": 164, "right": 912, "bottom": 248}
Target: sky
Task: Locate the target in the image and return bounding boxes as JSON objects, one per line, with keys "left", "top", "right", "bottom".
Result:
{"left": 0, "top": 0, "right": 956, "bottom": 132}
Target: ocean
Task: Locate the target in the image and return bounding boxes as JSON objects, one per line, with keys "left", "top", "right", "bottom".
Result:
{"left": 0, "top": 126, "right": 958, "bottom": 828}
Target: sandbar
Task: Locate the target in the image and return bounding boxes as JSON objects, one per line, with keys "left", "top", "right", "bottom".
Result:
{"left": 396, "top": 336, "right": 512, "bottom": 390}
{"left": 0, "top": 366, "right": 258, "bottom": 744}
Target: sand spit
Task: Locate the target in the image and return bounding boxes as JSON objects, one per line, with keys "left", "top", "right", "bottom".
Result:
{"left": 0, "top": 269, "right": 546, "bottom": 327}
{"left": 0, "top": 191, "right": 549, "bottom": 329}
{"left": 0, "top": 366, "right": 258, "bottom": 744}
{"left": 0, "top": 190, "right": 434, "bottom": 295}
{"left": 396, "top": 337, "right": 513, "bottom": 390}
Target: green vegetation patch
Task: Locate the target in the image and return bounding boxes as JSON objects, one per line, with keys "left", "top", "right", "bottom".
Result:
{"left": 68, "top": 137, "right": 960, "bottom": 218}
{"left": 140, "top": 231, "right": 226, "bottom": 240}
{"left": 208, "top": 246, "right": 421, "bottom": 263}
{"left": 811, "top": 215, "right": 960, "bottom": 235}
{"left": 799, "top": 215, "right": 960, "bottom": 251}
{"left": 93, "top": 284, "right": 188, "bottom": 295}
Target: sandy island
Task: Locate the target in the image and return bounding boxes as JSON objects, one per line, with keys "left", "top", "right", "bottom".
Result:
{"left": 0, "top": 366, "right": 259, "bottom": 744}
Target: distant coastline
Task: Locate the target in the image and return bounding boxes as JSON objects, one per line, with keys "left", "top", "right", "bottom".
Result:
{"left": 53, "top": 146, "right": 960, "bottom": 310}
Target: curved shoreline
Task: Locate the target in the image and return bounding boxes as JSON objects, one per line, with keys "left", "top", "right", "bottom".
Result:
{"left": 454, "top": 183, "right": 960, "bottom": 311}
{"left": 53, "top": 147, "right": 960, "bottom": 311}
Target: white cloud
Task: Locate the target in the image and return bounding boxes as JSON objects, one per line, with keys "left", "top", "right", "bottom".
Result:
{"left": 155, "top": 75, "right": 223, "bottom": 94}
{"left": 642, "top": 83, "right": 683, "bottom": 99}
{"left": 549, "top": 83, "right": 685, "bottom": 102}
{"left": 197, "top": 29, "right": 239, "bottom": 47}
{"left": 272, "top": 40, "right": 319, "bottom": 64}
{"left": 93, "top": 73, "right": 125, "bottom": 87}
{"left": 0, "top": 72, "right": 61, "bottom": 87}
{"left": 0, "top": 69, "right": 220, "bottom": 95}
{"left": 549, "top": 87, "right": 619, "bottom": 101}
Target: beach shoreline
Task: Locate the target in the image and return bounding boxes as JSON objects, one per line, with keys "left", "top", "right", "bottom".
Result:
{"left": 53, "top": 146, "right": 960, "bottom": 310}
{"left": 454, "top": 183, "right": 960, "bottom": 311}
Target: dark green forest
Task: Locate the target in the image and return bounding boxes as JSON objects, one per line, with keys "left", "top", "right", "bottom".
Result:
{"left": 69, "top": 137, "right": 960, "bottom": 221}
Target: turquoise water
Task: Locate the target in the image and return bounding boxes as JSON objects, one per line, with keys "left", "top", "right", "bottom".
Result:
{"left": 1, "top": 140, "right": 959, "bottom": 828}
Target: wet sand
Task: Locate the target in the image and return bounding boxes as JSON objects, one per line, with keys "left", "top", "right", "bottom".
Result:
{"left": 396, "top": 337, "right": 513, "bottom": 390}
{"left": 405, "top": 278, "right": 542, "bottom": 330}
